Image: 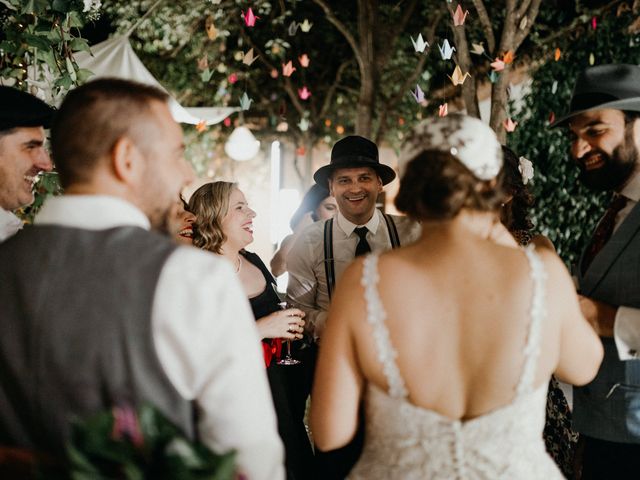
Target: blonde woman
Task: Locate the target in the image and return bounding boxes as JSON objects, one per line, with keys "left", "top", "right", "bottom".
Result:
{"left": 189, "top": 181, "right": 313, "bottom": 480}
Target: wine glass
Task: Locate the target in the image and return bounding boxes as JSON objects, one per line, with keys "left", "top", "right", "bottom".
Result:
{"left": 277, "top": 301, "right": 302, "bottom": 366}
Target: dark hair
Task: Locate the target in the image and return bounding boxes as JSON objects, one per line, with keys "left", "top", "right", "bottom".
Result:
{"left": 289, "top": 184, "right": 331, "bottom": 229}
{"left": 50, "top": 78, "right": 169, "bottom": 188}
{"left": 500, "top": 146, "right": 534, "bottom": 232}
{"left": 395, "top": 150, "right": 506, "bottom": 220}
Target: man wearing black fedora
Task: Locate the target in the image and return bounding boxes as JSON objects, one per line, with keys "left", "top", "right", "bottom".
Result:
{"left": 286, "top": 135, "right": 419, "bottom": 477}
{"left": 0, "top": 86, "right": 55, "bottom": 241}
{"left": 286, "top": 135, "right": 420, "bottom": 340}
{"left": 553, "top": 64, "right": 640, "bottom": 477}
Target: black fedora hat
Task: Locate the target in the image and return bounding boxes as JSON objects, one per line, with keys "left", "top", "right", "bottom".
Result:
{"left": 551, "top": 64, "right": 640, "bottom": 127}
{"left": 313, "top": 135, "right": 396, "bottom": 187}
{"left": 0, "top": 86, "right": 55, "bottom": 131}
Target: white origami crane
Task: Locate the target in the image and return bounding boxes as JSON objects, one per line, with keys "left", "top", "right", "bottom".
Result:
{"left": 410, "top": 33, "right": 429, "bottom": 53}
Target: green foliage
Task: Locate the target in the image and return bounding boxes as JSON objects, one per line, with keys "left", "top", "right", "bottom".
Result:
{"left": 16, "top": 172, "right": 63, "bottom": 223}
{"left": 509, "top": 9, "right": 640, "bottom": 266}
{"left": 52, "top": 404, "right": 237, "bottom": 480}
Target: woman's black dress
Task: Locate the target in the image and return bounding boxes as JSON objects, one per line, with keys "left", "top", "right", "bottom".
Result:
{"left": 241, "top": 251, "right": 314, "bottom": 480}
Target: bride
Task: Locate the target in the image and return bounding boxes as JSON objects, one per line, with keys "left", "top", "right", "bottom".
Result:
{"left": 309, "top": 114, "right": 603, "bottom": 479}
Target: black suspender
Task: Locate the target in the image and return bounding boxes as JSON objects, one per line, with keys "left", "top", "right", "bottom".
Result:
{"left": 323, "top": 218, "right": 337, "bottom": 301}
{"left": 323, "top": 214, "right": 400, "bottom": 300}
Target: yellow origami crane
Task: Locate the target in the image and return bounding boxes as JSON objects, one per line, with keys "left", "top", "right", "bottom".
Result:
{"left": 448, "top": 65, "right": 471, "bottom": 86}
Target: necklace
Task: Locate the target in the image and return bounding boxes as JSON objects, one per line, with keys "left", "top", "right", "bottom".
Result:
{"left": 234, "top": 254, "right": 243, "bottom": 274}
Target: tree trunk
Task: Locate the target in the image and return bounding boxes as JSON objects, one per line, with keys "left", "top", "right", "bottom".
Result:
{"left": 489, "top": 65, "right": 510, "bottom": 144}
{"left": 355, "top": 0, "right": 376, "bottom": 138}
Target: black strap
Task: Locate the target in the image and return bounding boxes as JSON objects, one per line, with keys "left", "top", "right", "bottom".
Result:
{"left": 383, "top": 213, "right": 401, "bottom": 248}
{"left": 323, "top": 218, "right": 336, "bottom": 301}
{"left": 323, "top": 214, "right": 401, "bottom": 300}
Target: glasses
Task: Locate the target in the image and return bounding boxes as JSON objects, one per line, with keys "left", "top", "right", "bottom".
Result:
{"left": 277, "top": 301, "right": 302, "bottom": 366}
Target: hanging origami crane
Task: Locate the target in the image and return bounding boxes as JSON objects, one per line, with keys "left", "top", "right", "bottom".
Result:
{"left": 240, "top": 92, "right": 253, "bottom": 110}
{"left": 282, "top": 60, "right": 296, "bottom": 77}
{"left": 448, "top": 65, "right": 470, "bottom": 85}
{"left": 490, "top": 58, "right": 505, "bottom": 72}
{"left": 205, "top": 16, "right": 218, "bottom": 40}
{"left": 300, "top": 19, "right": 313, "bottom": 32}
{"left": 410, "top": 84, "right": 425, "bottom": 103}
{"left": 298, "top": 117, "right": 310, "bottom": 132}
{"left": 288, "top": 20, "right": 300, "bottom": 36}
{"left": 411, "top": 33, "right": 429, "bottom": 53}
{"left": 439, "top": 39, "right": 456, "bottom": 60}
{"left": 242, "top": 48, "right": 259, "bottom": 66}
{"left": 452, "top": 4, "right": 469, "bottom": 26}
{"left": 242, "top": 8, "right": 259, "bottom": 27}
{"left": 503, "top": 117, "right": 518, "bottom": 132}
{"left": 471, "top": 42, "right": 485, "bottom": 55}
{"left": 298, "top": 54, "right": 310, "bottom": 67}
{"left": 438, "top": 103, "right": 449, "bottom": 117}
{"left": 298, "top": 86, "right": 311, "bottom": 100}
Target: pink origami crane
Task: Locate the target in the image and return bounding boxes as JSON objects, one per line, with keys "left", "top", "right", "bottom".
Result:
{"left": 503, "top": 117, "right": 518, "bottom": 132}
{"left": 490, "top": 58, "right": 505, "bottom": 72}
{"left": 242, "top": 8, "right": 259, "bottom": 27}
{"left": 453, "top": 4, "right": 469, "bottom": 26}
{"left": 298, "top": 54, "right": 310, "bottom": 68}
{"left": 282, "top": 60, "right": 296, "bottom": 77}
{"left": 298, "top": 86, "right": 311, "bottom": 100}
{"left": 438, "top": 103, "right": 448, "bottom": 117}
{"left": 228, "top": 73, "right": 238, "bottom": 84}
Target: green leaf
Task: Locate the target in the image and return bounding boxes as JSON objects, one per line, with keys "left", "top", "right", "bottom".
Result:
{"left": 67, "top": 11, "right": 85, "bottom": 28}
{"left": 76, "top": 68, "right": 94, "bottom": 84}
{"left": 23, "top": 32, "right": 51, "bottom": 50}
{"left": 51, "top": 0, "right": 70, "bottom": 13}
{"left": 65, "top": 56, "right": 77, "bottom": 83}
{"left": 69, "top": 37, "right": 90, "bottom": 53}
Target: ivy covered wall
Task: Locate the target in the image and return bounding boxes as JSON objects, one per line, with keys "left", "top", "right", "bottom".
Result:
{"left": 509, "top": 10, "right": 640, "bottom": 267}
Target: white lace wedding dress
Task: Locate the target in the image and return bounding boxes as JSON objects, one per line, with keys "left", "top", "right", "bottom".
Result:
{"left": 348, "top": 247, "right": 564, "bottom": 479}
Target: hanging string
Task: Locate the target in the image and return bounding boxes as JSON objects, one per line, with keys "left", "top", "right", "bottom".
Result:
{"left": 124, "top": 0, "right": 165, "bottom": 37}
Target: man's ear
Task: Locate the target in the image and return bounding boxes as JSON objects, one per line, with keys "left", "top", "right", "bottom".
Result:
{"left": 376, "top": 175, "right": 383, "bottom": 192}
{"left": 112, "top": 136, "right": 144, "bottom": 184}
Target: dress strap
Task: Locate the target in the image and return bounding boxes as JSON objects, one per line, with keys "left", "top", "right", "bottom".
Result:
{"left": 361, "top": 254, "right": 408, "bottom": 399}
{"left": 516, "top": 245, "right": 548, "bottom": 396}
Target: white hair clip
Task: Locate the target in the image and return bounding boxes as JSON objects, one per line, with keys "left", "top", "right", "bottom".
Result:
{"left": 518, "top": 156, "right": 534, "bottom": 185}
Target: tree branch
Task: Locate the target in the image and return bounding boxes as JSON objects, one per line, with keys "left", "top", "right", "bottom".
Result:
{"left": 312, "top": 0, "right": 364, "bottom": 74}
{"left": 319, "top": 60, "right": 352, "bottom": 119}
{"left": 448, "top": 3, "right": 480, "bottom": 118}
{"left": 513, "top": 0, "right": 542, "bottom": 48}
{"left": 470, "top": 0, "right": 495, "bottom": 53}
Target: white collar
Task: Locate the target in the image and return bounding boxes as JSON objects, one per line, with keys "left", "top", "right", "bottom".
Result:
{"left": 34, "top": 195, "right": 151, "bottom": 230}
{"left": 336, "top": 209, "right": 380, "bottom": 236}
{"left": 0, "top": 207, "right": 23, "bottom": 242}
{"left": 620, "top": 171, "right": 640, "bottom": 202}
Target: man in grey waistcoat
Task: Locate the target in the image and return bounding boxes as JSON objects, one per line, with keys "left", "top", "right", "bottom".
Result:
{"left": 0, "top": 87, "right": 55, "bottom": 241}
{"left": 552, "top": 64, "right": 640, "bottom": 477}
{"left": 0, "top": 78, "right": 284, "bottom": 480}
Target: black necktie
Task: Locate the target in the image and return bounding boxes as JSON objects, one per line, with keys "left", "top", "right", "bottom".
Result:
{"left": 582, "top": 194, "right": 628, "bottom": 274}
{"left": 354, "top": 227, "right": 371, "bottom": 257}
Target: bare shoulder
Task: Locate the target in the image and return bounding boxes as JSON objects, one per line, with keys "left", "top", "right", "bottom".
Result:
{"left": 530, "top": 234, "right": 556, "bottom": 252}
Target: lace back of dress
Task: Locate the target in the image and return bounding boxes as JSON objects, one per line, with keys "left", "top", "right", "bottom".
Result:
{"left": 362, "top": 254, "right": 408, "bottom": 398}
{"left": 516, "top": 245, "right": 547, "bottom": 396}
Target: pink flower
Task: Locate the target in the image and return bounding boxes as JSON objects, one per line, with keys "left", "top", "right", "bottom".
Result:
{"left": 111, "top": 406, "right": 144, "bottom": 448}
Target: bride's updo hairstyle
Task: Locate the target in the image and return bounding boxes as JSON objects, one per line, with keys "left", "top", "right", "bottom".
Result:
{"left": 395, "top": 114, "right": 506, "bottom": 221}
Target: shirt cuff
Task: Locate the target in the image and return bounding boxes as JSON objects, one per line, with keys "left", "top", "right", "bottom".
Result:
{"left": 614, "top": 306, "right": 640, "bottom": 360}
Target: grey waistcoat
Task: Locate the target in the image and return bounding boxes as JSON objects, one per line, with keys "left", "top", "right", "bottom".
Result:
{"left": 0, "top": 225, "right": 194, "bottom": 454}
{"left": 573, "top": 201, "right": 640, "bottom": 444}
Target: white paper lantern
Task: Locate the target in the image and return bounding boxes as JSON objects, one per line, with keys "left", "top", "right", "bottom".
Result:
{"left": 224, "top": 126, "right": 260, "bottom": 161}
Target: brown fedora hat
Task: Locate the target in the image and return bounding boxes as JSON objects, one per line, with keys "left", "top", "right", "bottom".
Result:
{"left": 551, "top": 64, "right": 640, "bottom": 127}
{"left": 313, "top": 135, "right": 397, "bottom": 187}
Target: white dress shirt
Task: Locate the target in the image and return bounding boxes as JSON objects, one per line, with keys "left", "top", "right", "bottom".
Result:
{"left": 0, "top": 207, "right": 23, "bottom": 242}
{"left": 286, "top": 209, "right": 420, "bottom": 336}
{"left": 610, "top": 172, "right": 640, "bottom": 360}
{"left": 35, "top": 195, "right": 284, "bottom": 480}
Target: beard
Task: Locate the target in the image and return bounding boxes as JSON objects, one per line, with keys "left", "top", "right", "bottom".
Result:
{"left": 578, "top": 128, "right": 638, "bottom": 192}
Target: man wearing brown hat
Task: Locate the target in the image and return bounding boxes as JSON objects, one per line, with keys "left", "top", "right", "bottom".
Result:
{"left": 553, "top": 64, "right": 640, "bottom": 476}
{"left": 0, "top": 86, "right": 55, "bottom": 241}
{"left": 286, "top": 135, "right": 420, "bottom": 339}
